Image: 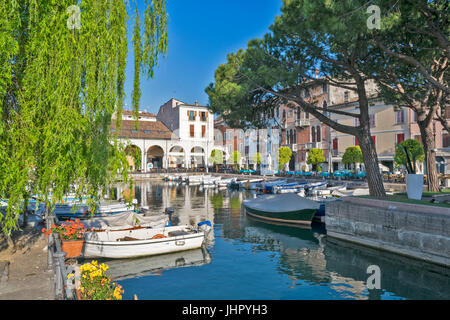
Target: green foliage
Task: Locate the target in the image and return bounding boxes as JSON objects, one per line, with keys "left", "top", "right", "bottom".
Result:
{"left": 278, "top": 147, "right": 292, "bottom": 170}
{"left": 342, "top": 146, "right": 364, "bottom": 165}
{"left": 125, "top": 145, "right": 142, "bottom": 171}
{"left": 209, "top": 149, "right": 224, "bottom": 165}
{"left": 251, "top": 152, "right": 262, "bottom": 165}
{"left": 0, "top": 1, "right": 168, "bottom": 236}
{"left": 307, "top": 148, "right": 325, "bottom": 171}
{"left": 230, "top": 150, "right": 242, "bottom": 166}
{"left": 394, "top": 139, "right": 425, "bottom": 174}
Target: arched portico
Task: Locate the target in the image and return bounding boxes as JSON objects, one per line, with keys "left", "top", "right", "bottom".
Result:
{"left": 169, "top": 146, "right": 185, "bottom": 168}
{"left": 147, "top": 145, "right": 164, "bottom": 170}
{"left": 191, "top": 146, "right": 205, "bottom": 168}
{"left": 124, "top": 144, "right": 142, "bottom": 172}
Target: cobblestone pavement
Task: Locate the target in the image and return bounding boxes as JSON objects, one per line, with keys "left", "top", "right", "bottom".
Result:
{"left": 0, "top": 226, "right": 54, "bottom": 300}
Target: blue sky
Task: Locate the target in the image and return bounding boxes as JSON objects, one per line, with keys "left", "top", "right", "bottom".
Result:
{"left": 123, "top": 0, "right": 282, "bottom": 114}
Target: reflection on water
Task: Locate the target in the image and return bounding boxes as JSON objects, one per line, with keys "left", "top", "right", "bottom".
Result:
{"left": 112, "top": 181, "right": 450, "bottom": 300}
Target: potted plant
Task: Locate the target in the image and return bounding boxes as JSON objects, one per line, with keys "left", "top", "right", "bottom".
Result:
{"left": 42, "top": 219, "right": 87, "bottom": 258}
{"left": 71, "top": 260, "right": 124, "bottom": 300}
{"left": 394, "top": 139, "right": 425, "bottom": 200}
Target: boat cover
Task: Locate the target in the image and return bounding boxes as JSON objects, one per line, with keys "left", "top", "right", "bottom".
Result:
{"left": 79, "top": 211, "right": 169, "bottom": 230}
{"left": 243, "top": 194, "right": 320, "bottom": 213}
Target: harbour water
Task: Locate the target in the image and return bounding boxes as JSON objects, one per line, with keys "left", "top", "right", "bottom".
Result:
{"left": 106, "top": 181, "right": 450, "bottom": 300}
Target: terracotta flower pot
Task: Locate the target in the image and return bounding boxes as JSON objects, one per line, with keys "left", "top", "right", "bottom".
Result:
{"left": 61, "top": 238, "right": 84, "bottom": 258}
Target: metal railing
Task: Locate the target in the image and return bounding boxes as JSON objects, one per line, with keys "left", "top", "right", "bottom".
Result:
{"left": 46, "top": 214, "right": 76, "bottom": 300}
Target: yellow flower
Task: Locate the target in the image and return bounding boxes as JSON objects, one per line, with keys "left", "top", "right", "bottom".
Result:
{"left": 67, "top": 273, "right": 74, "bottom": 279}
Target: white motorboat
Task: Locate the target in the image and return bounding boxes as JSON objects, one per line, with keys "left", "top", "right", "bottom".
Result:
{"left": 216, "top": 178, "right": 234, "bottom": 187}
{"left": 202, "top": 176, "right": 221, "bottom": 185}
{"left": 53, "top": 201, "right": 133, "bottom": 219}
{"left": 83, "top": 223, "right": 210, "bottom": 259}
{"left": 332, "top": 188, "right": 370, "bottom": 197}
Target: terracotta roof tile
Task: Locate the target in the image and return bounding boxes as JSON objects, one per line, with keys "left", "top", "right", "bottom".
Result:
{"left": 111, "top": 120, "right": 174, "bottom": 140}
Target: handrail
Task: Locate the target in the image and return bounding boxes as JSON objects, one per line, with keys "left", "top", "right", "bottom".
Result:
{"left": 46, "top": 214, "right": 75, "bottom": 300}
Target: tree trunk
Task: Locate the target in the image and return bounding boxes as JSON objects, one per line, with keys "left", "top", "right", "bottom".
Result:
{"left": 358, "top": 131, "right": 386, "bottom": 197}
{"left": 418, "top": 121, "right": 440, "bottom": 192}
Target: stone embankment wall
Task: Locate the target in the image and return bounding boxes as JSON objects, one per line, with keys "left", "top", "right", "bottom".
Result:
{"left": 325, "top": 197, "right": 450, "bottom": 267}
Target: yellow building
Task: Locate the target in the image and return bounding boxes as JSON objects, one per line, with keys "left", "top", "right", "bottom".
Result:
{"left": 329, "top": 97, "right": 410, "bottom": 173}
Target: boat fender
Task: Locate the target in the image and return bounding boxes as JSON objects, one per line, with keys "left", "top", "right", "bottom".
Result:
{"left": 197, "top": 220, "right": 212, "bottom": 232}
{"left": 151, "top": 234, "right": 166, "bottom": 239}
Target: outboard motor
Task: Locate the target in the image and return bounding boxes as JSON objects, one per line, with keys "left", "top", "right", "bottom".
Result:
{"left": 165, "top": 207, "right": 175, "bottom": 225}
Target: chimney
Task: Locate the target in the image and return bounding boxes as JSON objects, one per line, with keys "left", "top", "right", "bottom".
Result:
{"left": 195, "top": 100, "right": 199, "bottom": 106}
{"left": 315, "top": 69, "right": 319, "bottom": 79}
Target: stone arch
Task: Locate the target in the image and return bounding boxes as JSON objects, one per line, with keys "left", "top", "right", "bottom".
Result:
{"left": 190, "top": 146, "right": 205, "bottom": 168}
{"left": 168, "top": 145, "right": 185, "bottom": 168}
{"left": 147, "top": 145, "right": 164, "bottom": 170}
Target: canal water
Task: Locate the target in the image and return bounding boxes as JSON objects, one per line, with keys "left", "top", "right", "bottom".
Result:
{"left": 105, "top": 181, "right": 450, "bottom": 300}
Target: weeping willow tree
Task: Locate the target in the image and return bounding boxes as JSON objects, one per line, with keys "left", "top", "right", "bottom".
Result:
{"left": 0, "top": 0, "right": 168, "bottom": 243}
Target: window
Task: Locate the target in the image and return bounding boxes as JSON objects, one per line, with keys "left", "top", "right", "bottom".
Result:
{"left": 282, "top": 110, "right": 286, "bottom": 119}
{"left": 344, "top": 91, "right": 349, "bottom": 102}
{"left": 311, "top": 126, "right": 316, "bottom": 143}
{"left": 297, "top": 107, "right": 301, "bottom": 120}
{"left": 305, "top": 89, "right": 310, "bottom": 98}
{"left": 316, "top": 126, "right": 321, "bottom": 142}
{"left": 276, "top": 107, "right": 280, "bottom": 118}
{"left": 202, "top": 125, "right": 206, "bottom": 138}
{"left": 200, "top": 112, "right": 207, "bottom": 122}
{"left": 188, "top": 110, "right": 195, "bottom": 121}
{"left": 322, "top": 83, "right": 328, "bottom": 93}
{"left": 344, "top": 91, "right": 348, "bottom": 102}
{"left": 288, "top": 110, "right": 293, "bottom": 117}
{"left": 395, "top": 110, "right": 405, "bottom": 124}
{"left": 190, "top": 125, "right": 195, "bottom": 137}
{"left": 131, "top": 129, "right": 138, "bottom": 133}
{"left": 396, "top": 133, "right": 405, "bottom": 145}
{"left": 332, "top": 138, "right": 338, "bottom": 150}
{"left": 443, "top": 134, "right": 450, "bottom": 148}
{"left": 370, "top": 114, "right": 376, "bottom": 127}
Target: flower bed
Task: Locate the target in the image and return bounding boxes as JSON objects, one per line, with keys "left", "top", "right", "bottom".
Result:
{"left": 72, "top": 260, "right": 124, "bottom": 300}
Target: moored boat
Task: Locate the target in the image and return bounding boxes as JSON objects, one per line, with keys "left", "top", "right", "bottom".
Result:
{"left": 242, "top": 193, "right": 320, "bottom": 225}
{"left": 53, "top": 201, "right": 133, "bottom": 220}
{"left": 69, "top": 211, "right": 170, "bottom": 231}
{"left": 82, "top": 223, "right": 209, "bottom": 259}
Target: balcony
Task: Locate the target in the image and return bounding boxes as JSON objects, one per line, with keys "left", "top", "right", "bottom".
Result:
{"left": 295, "top": 119, "right": 310, "bottom": 127}
{"left": 306, "top": 142, "right": 322, "bottom": 150}
{"left": 282, "top": 144, "right": 298, "bottom": 152}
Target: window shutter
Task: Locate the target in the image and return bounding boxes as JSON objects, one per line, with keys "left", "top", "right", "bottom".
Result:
{"left": 187, "top": 110, "right": 190, "bottom": 117}
{"left": 202, "top": 125, "right": 206, "bottom": 137}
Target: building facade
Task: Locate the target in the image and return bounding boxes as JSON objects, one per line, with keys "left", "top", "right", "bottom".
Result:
{"left": 112, "top": 98, "right": 215, "bottom": 172}
{"left": 157, "top": 98, "right": 214, "bottom": 169}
